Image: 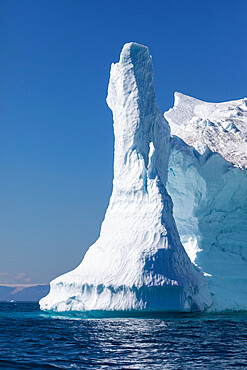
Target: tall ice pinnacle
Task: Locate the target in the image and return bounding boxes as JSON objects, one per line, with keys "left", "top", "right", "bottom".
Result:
{"left": 40, "top": 43, "right": 211, "bottom": 312}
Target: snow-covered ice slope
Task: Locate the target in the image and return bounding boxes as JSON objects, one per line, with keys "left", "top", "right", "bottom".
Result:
{"left": 40, "top": 43, "right": 211, "bottom": 312}
{"left": 165, "top": 94, "right": 247, "bottom": 311}
{"left": 165, "top": 92, "right": 247, "bottom": 168}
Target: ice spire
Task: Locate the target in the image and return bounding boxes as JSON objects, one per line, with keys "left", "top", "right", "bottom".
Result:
{"left": 40, "top": 43, "right": 211, "bottom": 312}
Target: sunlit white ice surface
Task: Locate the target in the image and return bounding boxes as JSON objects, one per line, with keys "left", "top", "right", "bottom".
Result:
{"left": 40, "top": 43, "right": 247, "bottom": 313}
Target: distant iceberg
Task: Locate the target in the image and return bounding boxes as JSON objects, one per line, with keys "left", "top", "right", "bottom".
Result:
{"left": 40, "top": 43, "right": 247, "bottom": 313}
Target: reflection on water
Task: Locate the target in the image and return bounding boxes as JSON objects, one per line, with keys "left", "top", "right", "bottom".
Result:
{"left": 0, "top": 302, "right": 247, "bottom": 369}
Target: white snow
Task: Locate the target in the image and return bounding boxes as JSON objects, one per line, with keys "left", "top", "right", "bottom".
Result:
{"left": 165, "top": 92, "right": 247, "bottom": 168}
{"left": 40, "top": 43, "right": 211, "bottom": 313}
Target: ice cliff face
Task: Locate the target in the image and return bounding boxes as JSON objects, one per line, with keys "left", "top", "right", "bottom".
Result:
{"left": 40, "top": 43, "right": 211, "bottom": 312}
{"left": 165, "top": 94, "right": 247, "bottom": 311}
{"left": 40, "top": 43, "right": 247, "bottom": 313}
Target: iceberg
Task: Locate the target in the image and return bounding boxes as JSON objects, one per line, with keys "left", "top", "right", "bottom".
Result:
{"left": 40, "top": 43, "right": 247, "bottom": 313}
{"left": 40, "top": 43, "right": 211, "bottom": 312}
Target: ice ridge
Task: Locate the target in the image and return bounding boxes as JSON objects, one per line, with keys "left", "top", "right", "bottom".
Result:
{"left": 165, "top": 92, "right": 247, "bottom": 168}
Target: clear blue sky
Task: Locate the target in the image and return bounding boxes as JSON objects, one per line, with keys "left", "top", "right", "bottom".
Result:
{"left": 1, "top": 0, "right": 246, "bottom": 284}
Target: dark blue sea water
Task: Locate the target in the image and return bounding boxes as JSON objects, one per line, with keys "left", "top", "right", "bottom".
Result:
{"left": 0, "top": 302, "right": 247, "bottom": 369}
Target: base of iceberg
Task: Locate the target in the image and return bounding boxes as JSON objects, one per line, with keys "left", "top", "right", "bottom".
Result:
{"left": 41, "top": 278, "right": 211, "bottom": 312}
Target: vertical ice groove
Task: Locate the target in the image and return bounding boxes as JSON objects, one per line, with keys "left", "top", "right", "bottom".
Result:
{"left": 39, "top": 43, "right": 211, "bottom": 313}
